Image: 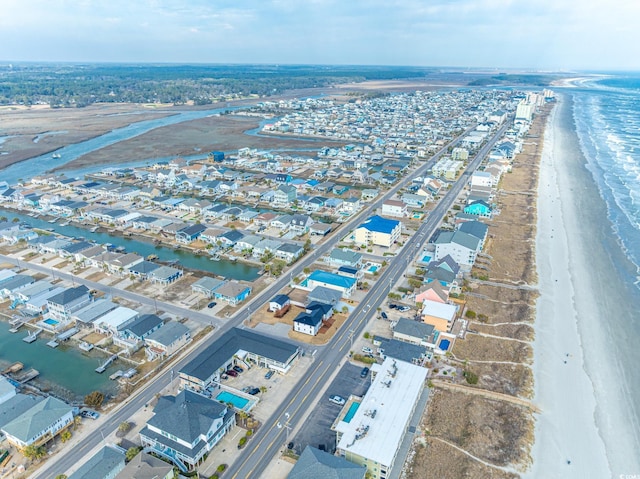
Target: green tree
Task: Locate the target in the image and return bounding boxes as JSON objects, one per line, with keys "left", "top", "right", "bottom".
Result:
{"left": 84, "top": 391, "right": 105, "bottom": 409}
{"left": 23, "top": 445, "right": 47, "bottom": 460}
{"left": 118, "top": 421, "right": 132, "bottom": 434}
{"left": 125, "top": 446, "right": 141, "bottom": 462}
{"left": 55, "top": 476, "right": 68, "bottom": 479}
{"left": 60, "top": 430, "right": 72, "bottom": 443}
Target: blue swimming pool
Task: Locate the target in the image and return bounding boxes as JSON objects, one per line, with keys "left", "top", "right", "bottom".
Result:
{"left": 216, "top": 391, "right": 249, "bottom": 409}
{"left": 43, "top": 318, "right": 59, "bottom": 326}
{"left": 439, "top": 339, "right": 451, "bottom": 351}
{"left": 422, "top": 255, "right": 432, "bottom": 263}
{"left": 343, "top": 401, "right": 360, "bottom": 423}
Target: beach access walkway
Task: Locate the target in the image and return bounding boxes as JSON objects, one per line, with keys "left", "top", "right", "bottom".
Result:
{"left": 468, "top": 278, "right": 538, "bottom": 291}
{"left": 431, "top": 379, "right": 541, "bottom": 414}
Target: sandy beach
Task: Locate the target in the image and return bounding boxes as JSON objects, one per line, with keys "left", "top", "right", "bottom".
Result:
{"left": 529, "top": 96, "right": 618, "bottom": 477}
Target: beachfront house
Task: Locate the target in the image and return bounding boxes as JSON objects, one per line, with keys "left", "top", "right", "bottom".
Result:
{"left": 139, "top": 389, "right": 235, "bottom": 472}
{"left": 421, "top": 300, "right": 458, "bottom": 333}
{"left": 434, "top": 231, "right": 481, "bottom": 268}
{"left": 463, "top": 200, "right": 492, "bottom": 218}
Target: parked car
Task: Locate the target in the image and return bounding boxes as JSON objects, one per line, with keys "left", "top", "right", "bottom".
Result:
{"left": 329, "top": 395, "right": 346, "bottom": 406}
{"left": 388, "top": 303, "right": 398, "bottom": 309}
{"left": 397, "top": 305, "right": 411, "bottom": 312}
{"left": 80, "top": 409, "right": 100, "bottom": 420}
{"left": 265, "top": 369, "right": 275, "bottom": 380}
{"left": 233, "top": 365, "right": 244, "bottom": 374}
{"left": 362, "top": 346, "right": 373, "bottom": 354}
{"left": 207, "top": 301, "right": 217, "bottom": 308}
{"left": 380, "top": 311, "right": 388, "bottom": 319}
{"left": 248, "top": 388, "right": 260, "bottom": 395}
{"left": 226, "top": 369, "right": 238, "bottom": 377}
{"left": 360, "top": 367, "right": 370, "bottom": 378}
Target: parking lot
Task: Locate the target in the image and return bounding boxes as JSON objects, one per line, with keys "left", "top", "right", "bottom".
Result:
{"left": 290, "top": 362, "right": 371, "bottom": 455}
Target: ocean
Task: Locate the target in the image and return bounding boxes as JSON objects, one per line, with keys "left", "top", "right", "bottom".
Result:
{"left": 563, "top": 77, "right": 640, "bottom": 474}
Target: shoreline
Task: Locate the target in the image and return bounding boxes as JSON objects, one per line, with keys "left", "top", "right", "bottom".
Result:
{"left": 528, "top": 94, "right": 611, "bottom": 476}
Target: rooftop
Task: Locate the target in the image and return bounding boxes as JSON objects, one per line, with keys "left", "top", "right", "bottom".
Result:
{"left": 336, "top": 358, "right": 428, "bottom": 467}
{"left": 356, "top": 215, "right": 400, "bottom": 234}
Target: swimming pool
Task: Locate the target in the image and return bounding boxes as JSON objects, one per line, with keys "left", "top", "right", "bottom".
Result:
{"left": 216, "top": 391, "right": 249, "bottom": 409}
{"left": 343, "top": 401, "right": 360, "bottom": 423}
{"left": 43, "top": 318, "right": 59, "bottom": 326}
{"left": 366, "top": 262, "right": 381, "bottom": 273}
{"left": 422, "top": 255, "right": 432, "bottom": 263}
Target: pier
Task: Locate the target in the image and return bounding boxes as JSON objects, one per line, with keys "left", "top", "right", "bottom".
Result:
{"left": 23, "top": 329, "right": 41, "bottom": 343}
{"left": 95, "top": 354, "right": 118, "bottom": 373}
{"left": 9, "top": 318, "right": 27, "bottom": 333}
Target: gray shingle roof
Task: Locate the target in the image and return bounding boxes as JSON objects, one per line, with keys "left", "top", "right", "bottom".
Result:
{"left": 287, "top": 445, "right": 366, "bottom": 479}
{"left": 120, "top": 313, "right": 163, "bottom": 337}
{"left": 146, "top": 389, "right": 226, "bottom": 444}
{"left": 458, "top": 220, "right": 488, "bottom": 241}
{"left": 180, "top": 328, "right": 299, "bottom": 382}
{"left": 307, "top": 286, "right": 342, "bottom": 306}
{"left": 114, "top": 451, "right": 172, "bottom": 479}
{"left": 68, "top": 445, "right": 125, "bottom": 479}
{"left": 2, "top": 396, "right": 72, "bottom": 443}
{"left": 394, "top": 318, "right": 435, "bottom": 340}
{"left": 47, "top": 285, "right": 89, "bottom": 306}
{"left": 0, "top": 394, "right": 43, "bottom": 430}
{"left": 145, "top": 321, "right": 190, "bottom": 347}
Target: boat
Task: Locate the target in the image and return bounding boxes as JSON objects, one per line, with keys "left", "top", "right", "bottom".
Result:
{"left": 146, "top": 254, "right": 159, "bottom": 261}
{"left": 79, "top": 341, "right": 94, "bottom": 352}
{"left": 52, "top": 153, "right": 61, "bottom": 159}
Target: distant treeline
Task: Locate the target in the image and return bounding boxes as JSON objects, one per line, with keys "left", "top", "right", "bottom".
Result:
{"left": 0, "top": 64, "right": 437, "bottom": 107}
{"left": 467, "top": 74, "right": 555, "bottom": 87}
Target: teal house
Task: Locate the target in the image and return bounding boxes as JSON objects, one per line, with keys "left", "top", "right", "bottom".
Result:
{"left": 463, "top": 200, "right": 492, "bottom": 218}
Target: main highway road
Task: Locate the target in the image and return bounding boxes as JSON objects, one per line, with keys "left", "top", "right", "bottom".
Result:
{"left": 25, "top": 119, "right": 508, "bottom": 478}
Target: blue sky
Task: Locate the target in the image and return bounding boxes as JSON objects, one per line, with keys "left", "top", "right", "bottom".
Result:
{"left": 0, "top": 0, "right": 636, "bottom": 70}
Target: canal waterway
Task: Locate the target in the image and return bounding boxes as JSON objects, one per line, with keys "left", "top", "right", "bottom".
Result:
{"left": 0, "top": 321, "right": 119, "bottom": 402}
{"left": 0, "top": 209, "right": 260, "bottom": 281}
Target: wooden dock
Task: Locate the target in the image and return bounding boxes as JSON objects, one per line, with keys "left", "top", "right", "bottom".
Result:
{"left": 14, "top": 368, "right": 39, "bottom": 384}
{"left": 95, "top": 354, "right": 117, "bottom": 373}
{"left": 47, "top": 340, "right": 59, "bottom": 348}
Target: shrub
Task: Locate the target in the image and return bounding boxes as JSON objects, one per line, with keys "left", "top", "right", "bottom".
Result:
{"left": 363, "top": 332, "right": 370, "bottom": 339}
{"left": 217, "top": 463, "right": 227, "bottom": 472}
{"left": 465, "top": 310, "right": 477, "bottom": 319}
{"left": 464, "top": 370, "right": 479, "bottom": 385}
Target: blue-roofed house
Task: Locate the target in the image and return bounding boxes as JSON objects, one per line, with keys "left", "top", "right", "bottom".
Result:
{"left": 306, "top": 270, "right": 356, "bottom": 298}
{"left": 354, "top": 215, "right": 401, "bottom": 247}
